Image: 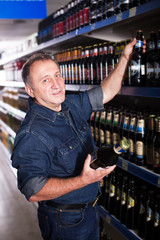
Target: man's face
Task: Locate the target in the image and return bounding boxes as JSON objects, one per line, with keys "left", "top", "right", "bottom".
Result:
{"left": 25, "top": 59, "right": 65, "bottom": 112}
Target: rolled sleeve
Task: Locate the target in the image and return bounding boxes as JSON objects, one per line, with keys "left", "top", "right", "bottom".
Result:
{"left": 21, "top": 176, "right": 48, "bottom": 200}
{"left": 88, "top": 86, "right": 104, "bottom": 111}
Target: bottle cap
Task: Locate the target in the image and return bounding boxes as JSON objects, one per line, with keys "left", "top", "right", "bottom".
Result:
{"left": 120, "top": 137, "right": 130, "bottom": 150}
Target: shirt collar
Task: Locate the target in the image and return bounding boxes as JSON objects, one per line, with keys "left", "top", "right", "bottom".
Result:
{"left": 28, "top": 97, "right": 70, "bottom": 122}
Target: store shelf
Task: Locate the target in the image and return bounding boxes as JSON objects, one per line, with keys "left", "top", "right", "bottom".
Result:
{"left": 0, "top": 119, "right": 16, "bottom": 139}
{"left": 0, "top": 0, "right": 159, "bottom": 66}
{"left": 121, "top": 86, "right": 160, "bottom": 98}
{"left": 117, "top": 157, "right": 160, "bottom": 188}
{"left": 97, "top": 205, "right": 141, "bottom": 240}
{"left": 0, "top": 81, "right": 25, "bottom": 88}
{"left": 0, "top": 101, "right": 26, "bottom": 120}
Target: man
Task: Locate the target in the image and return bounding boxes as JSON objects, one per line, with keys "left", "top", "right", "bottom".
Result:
{"left": 11, "top": 38, "right": 137, "bottom": 240}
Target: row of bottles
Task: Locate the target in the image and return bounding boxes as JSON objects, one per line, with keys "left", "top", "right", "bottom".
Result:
{"left": 37, "top": 0, "right": 151, "bottom": 44}
{"left": 89, "top": 104, "right": 160, "bottom": 174}
{"left": 54, "top": 29, "right": 160, "bottom": 87}
{"left": 100, "top": 168, "right": 160, "bottom": 240}
{"left": 55, "top": 40, "right": 126, "bottom": 85}
{"left": 3, "top": 59, "right": 25, "bottom": 82}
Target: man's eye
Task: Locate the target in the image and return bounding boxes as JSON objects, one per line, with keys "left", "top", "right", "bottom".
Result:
{"left": 55, "top": 74, "right": 61, "bottom": 78}
{"left": 43, "top": 79, "right": 48, "bottom": 82}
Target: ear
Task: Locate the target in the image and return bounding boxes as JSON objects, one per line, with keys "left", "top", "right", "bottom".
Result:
{"left": 25, "top": 85, "right": 35, "bottom": 98}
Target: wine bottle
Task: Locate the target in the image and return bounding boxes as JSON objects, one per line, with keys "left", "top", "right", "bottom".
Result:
{"left": 90, "top": 137, "right": 130, "bottom": 170}
{"left": 153, "top": 117, "right": 160, "bottom": 174}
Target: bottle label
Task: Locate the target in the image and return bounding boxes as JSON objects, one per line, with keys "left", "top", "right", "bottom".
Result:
{"left": 139, "top": 202, "right": 145, "bottom": 214}
{"left": 135, "top": 40, "right": 143, "bottom": 48}
{"left": 154, "top": 211, "right": 160, "bottom": 227}
{"left": 137, "top": 119, "right": 145, "bottom": 133}
{"left": 90, "top": 126, "right": 94, "bottom": 138}
{"left": 95, "top": 127, "right": 99, "bottom": 142}
{"left": 130, "top": 61, "right": 140, "bottom": 76}
{"left": 129, "top": 138, "right": 135, "bottom": 154}
{"left": 127, "top": 196, "right": 135, "bottom": 209}
{"left": 136, "top": 141, "right": 144, "bottom": 159}
{"left": 146, "top": 63, "right": 154, "bottom": 80}
{"left": 154, "top": 148, "right": 160, "bottom": 167}
{"left": 110, "top": 184, "right": 115, "bottom": 197}
{"left": 100, "top": 111, "right": 106, "bottom": 123}
{"left": 146, "top": 207, "right": 153, "bottom": 222}
{"left": 129, "top": 117, "right": 136, "bottom": 131}
{"left": 106, "top": 130, "right": 111, "bottom": 145}
{"left": 116, "top": 187, "right": 121, "bottom": 201}
{"left": 100, "top": 129, "right": 105, "bottom": 144}
{"left": 121, "top": 191, "right": 127, "bottom": 205}
{"left": 83, "top": 7, "right": 89, "bottom": 24}
{"left": 112, "top": 133, "right": 119, "bottom": 145}
{"left": 114, "top": 143, "right": 125, "bottom": 154}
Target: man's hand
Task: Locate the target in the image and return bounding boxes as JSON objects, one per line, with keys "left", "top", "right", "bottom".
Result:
{"left": 122, "top": 38, "right": 137, "bottom": 62}
{"left": 80, "top": 154, "right": 116, "bottom": 185}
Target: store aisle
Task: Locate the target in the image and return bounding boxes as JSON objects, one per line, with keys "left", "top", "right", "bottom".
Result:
{"left": 0, "top": 142, "right": 43, "bottom": 240}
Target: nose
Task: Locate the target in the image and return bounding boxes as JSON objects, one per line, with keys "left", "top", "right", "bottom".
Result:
{"left": 51, "top": 78, "right": 59, "bottom": 88}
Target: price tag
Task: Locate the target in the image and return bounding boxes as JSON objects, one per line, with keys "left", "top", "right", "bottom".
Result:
{"left": 129, "top": 7, "right": 136, "bottom": 18}
{"left": 116, "top": 13, "right": 122, "bottom": 22}
{"left": 106, "top": 215, "right": 111, "bottom": 224}
{"left": 91, "top": 23, "right": 96, "bottom": 31}
{"left": 122, "top": 161, "right": 128, "bottom": 171}
{"left": 75, "top": 29, "right": 78, "bottom": 35}
{"left": 157, "top": 178, "right": 160, "bottom": 188}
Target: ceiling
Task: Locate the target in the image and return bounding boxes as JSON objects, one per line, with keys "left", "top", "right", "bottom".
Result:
{"left": 0, "top": 0, "right": 69, "bottom": 53}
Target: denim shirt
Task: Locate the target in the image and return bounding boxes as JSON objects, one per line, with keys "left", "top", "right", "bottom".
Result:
{"left": 11, "top": 86, "right": 104, "bottom": 203}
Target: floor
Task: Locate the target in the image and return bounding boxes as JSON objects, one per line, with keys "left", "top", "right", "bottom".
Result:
{"left": 0, "top": 142, "right": 43, "bottom": 240}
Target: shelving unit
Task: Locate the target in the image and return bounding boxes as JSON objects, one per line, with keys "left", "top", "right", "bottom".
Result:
{"left": 0, "top": 1, "right": 160, "bottom": 239}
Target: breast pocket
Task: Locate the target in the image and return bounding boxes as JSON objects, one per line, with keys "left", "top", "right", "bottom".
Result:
{"left": 58, "top": 137, "right": 79, "bottom": 174}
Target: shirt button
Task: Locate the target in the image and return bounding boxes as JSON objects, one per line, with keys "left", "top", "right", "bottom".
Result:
{"left": 69, "top": 146, "right": 72, "bottom": 149}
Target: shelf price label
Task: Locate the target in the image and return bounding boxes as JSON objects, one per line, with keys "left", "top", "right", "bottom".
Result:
{"left": 116, "top": 13, "right": 122, "bottom": 22}
{"left": 122, "top": 161, "right": 128, "bottom": 171}
{"left": 129, "top": 7, "right": 137, "bottom": 18}
{"left": 106, "top": 215, "right": 111, "bottom": 225}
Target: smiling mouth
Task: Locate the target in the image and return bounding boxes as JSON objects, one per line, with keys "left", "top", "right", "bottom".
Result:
{"left": 52, "top": 90, "right": 62, "bottom": 95}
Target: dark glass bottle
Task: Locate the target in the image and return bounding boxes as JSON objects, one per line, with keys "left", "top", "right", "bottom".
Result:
{"left": 135, "top": 113, "right": 146, "bottom": 166}
{"left": 90, "top": 137, "right": 130, "bottom": 170}
{"left": 129, "top": 30, "right": 146, "bottom": 86}
{"left": 153, "top": 194, "right": 160, "bottom": 240}
{"left": 98, "top": 43, "right": 105, "bottom": 84}
{"left": 144, "top": 190, "right": 155, "bottom": 240}
{"left": 128, "top": 112, "right": 137, "bottom": 163}
{"left": 154, "top": 30, "right": 160, "bottom": 87}
{"left": 108, "top": 171, "right": 116, "bottom": 215}
{"left": 97, "top": 0, "right": 103, "bottom": 21}
{"left": 79, "top": 47, "right": 84, "bottom": 84}
{"left": 138, "top": 184, "right": 148, "bottom": 238}
{"left": 90, "top": 44, "right": 99, "bottom": 85}
{"left": 111, "top": 109, "right": 120, "bottom": 146}
{"left": 83, "top": 0, "right": 90, "bottom": 26}
{"left": 146, "top": 115, "right": 156, "bottom": 170}
{"left": 153, "top": 117, "right": 160, "bottom": 174}
{"left": 90, "top": 111, "right": 96, "bottom": 141}
{"left": 90, "top": 0, "right": 97, "bottom": 24}
{"left": 99, "top": 111, "right": 106, "bottom": 147}
{"left": 95, "top": 111, "right": 101, "bottom": 147}
{"left": 82, "top": 46, "right": 90, "bottom": 84}
{"left": 115, "top": 171, "right": 123, "bottom": 220}
{"left": 106, "top": 0, "right": 115, "bottom": 18}
{"left": 120, "top": 0, "right": 130, "bottom": 12}
{"left": 114, "top": 0, "right": 121, "bottom": 14}
{"left": 122, "top": 113, "right": 130, "bottom": 160}
{"left": 126, "top": 178, "right": 137, "bottom": 229}
{"left": 120, "top": 175, "right": 128, "bottom": 225}
{"left": 146, "top": 31, "right": 157, "bottom": 86}
{"left": 105, "top": 108, "right": 113, "bottom": 147}
{"left": 108, "top": 42, "right": 115, "bottom": 76}
{"left": 103, "top": 42, "right": 109, "bottom": 79}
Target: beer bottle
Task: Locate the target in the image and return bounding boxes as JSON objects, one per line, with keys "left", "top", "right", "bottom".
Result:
{"left": 95, "top": 111, "right": 101, "bottom": 147}
{"left": 115, "top": 170, "right": 123, "bottom": 220}
{"left": 90, "top": 44, "right": 99, "bottom": 85}
{"left": 111, "top": 108, "right": 120, "bottom": 146}
{"left": 99, "top": 110, "right": 106, "bottom": 147}
{"left": 146, "top": 31, "right": 157, "bottom": 86}
{"left": 135, "top": 112, "right": 146, "bottom": 166}
{"left": 69, "top": 1, "right": 74, "bottom": 32}
{"left": 114, "top": 0, "right": 121, "bottom": 14}
{"left": 153, "top": 117, "right": 160, "bottom": 174}
{"left": 90, "top": 137, "right": 130, "bottom": 170}
{"left": 144, "top": 190, "right": 155, "bottom": 240}
{"left": 120, "top": 174, "right": 128, "bottom": 225}
{"left": 138, "top": 184, "right": 148, "bottom": 238}
{"left": 103, "top": 42, "right": 109, "bottom": 79}
{"left": 90, "top": 0, "right": 97, "bottom": 24}
{"left": 105, "top": 108, "right": 113, "bottom": 147}
{"left": 79, "top": 46, "right": 84, "bottom": 85}
{"left": 146, "top": 115, "right": 156, "bottom": 170}
{"left": 122, "top": 113, "right": 130, "bottom": 160}
{"left": 66, "top": 2, "right": 71, "bottom": 33}
{"left": 154, "top": 30, "right": 160, "bottom": 87}
{"left": 75, "top": 46, "right": 81, "bottom": 84}
{"left": 108, "top": 171, "right": 116, "bottom": 215}
{"left": 82, "top": 46, "right": 90, "bottom": 84}
{"left": 106, "top": 0, "right": 115, "bottom": 18}
{"left": 75, "top": 0, "right": 80, "bottom": 29}
{"left": 129, "top": 30, "right": 145, "bottom": 86}
{"left": 120, "top": 0, "right": 130, "bottom": 12}
{"left": 79, "top": 0, "right": 84, "bottom": 28}
{"left": 126, "top": 178, "right": 137, "bottom": 229}
{"left": 153, "top": 194, "right": 160, "bottom": 240}
{"left": 98, "top": 43, "right": 105, "bottom": 84}
{"left": 83, "top": 0, "right": 90, "bottom": 26}
{"left": 108, "top": 42, "right": 115, "bottom": 76}
{"left": 97, "top": 0, "right": 103, "bottom": 21}
{"left": 128, "top": 112, "right": 137, "bottom": 163}
{"left": 90, "top": 111, "right": 96, "bottom": 141}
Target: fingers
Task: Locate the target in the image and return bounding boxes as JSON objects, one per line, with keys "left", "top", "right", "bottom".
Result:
{"left": 84, "top": 154, "right": 91, "bottom": 169}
